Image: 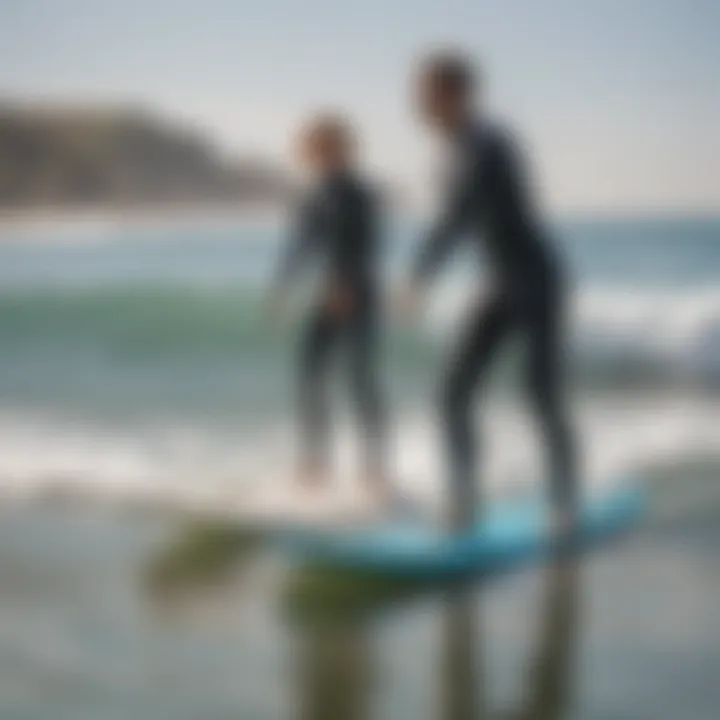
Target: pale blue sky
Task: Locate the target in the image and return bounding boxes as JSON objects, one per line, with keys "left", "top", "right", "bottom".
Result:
{"left": 1, "top": 0, "right": 718, "bottom": 210}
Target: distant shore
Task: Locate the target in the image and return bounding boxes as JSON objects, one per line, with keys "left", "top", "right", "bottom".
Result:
{"left": 1, "top": 203, "right": 717, "bottom": 240}
{"left": 0, "top": 202, "right": 286, "bottom": 237}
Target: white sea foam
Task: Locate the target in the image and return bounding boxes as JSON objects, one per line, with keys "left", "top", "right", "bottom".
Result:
{"left": 427, "top": 283, "right": 720, "bottom": 382}
{"left": 0, "top": 394, "right": 718, "bottom": 517}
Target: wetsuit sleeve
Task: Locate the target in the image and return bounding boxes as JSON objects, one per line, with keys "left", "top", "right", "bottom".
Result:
{"left": 273, "top": 198, "right": 321, "bottom": 286}
{"left": 358, "top": 188, "right": 381, "bottom": 281}
{"left": 411, "top": 159, "right": 474, "bottom": 284}
{"left": 491, "top": 131, "right": 536, "bottom": 228}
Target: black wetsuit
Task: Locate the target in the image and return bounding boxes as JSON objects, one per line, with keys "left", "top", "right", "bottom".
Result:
{"left": 412, "top": 122, "right": 577, "bottom": 519}
{"left": 277, "top": 171, "right": 384, "bottom": 475}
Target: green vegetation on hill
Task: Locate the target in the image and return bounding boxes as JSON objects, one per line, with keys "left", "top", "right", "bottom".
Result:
{"left": 0, "top": 102, "right": 294, "bottom": 209}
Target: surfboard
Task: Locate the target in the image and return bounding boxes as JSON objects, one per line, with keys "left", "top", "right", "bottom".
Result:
{"left": 283, "top": 484, "right": 645, "bottom": 577}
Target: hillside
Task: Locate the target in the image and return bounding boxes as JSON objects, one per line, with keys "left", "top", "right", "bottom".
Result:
{"left": 0, "top": 103, "right": 294, "bottom": 209}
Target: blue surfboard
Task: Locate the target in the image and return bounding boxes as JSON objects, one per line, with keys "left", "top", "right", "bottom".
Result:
{"left": 285, "top": 484, "right": 645, "bottom": 577}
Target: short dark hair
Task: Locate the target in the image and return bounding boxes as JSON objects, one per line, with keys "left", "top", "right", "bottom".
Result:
{"left": 421, "top": 51, "right": 477, "bottom": 97}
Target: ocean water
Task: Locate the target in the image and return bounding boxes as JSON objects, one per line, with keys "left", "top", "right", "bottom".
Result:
{"left": 0, "top": 215, "right": 719, "bottom": 720}
{"left": 0, "top": 216, "right": 718, "bottom": 508}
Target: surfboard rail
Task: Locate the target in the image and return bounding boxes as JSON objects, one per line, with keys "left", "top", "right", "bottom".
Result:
{"left": 282, "top": 484, "right": 646, "bottom": 578}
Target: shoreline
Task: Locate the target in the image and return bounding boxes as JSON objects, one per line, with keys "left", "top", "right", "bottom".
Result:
{"left": 0, "top": 202, "right": 287, "bottom": 237}
{"left": 1, "top": 204, "right": 718, "bottom": 237}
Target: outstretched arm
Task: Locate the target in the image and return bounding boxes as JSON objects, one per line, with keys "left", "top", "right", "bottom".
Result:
{"left": 266, "top": 199, "right": 321, "bottom": 322}
{"left": 273, "top": 198, "right": 320, "bottom": 288}
{"left": 411, "top": 159, "right": 474, "bottom": 285}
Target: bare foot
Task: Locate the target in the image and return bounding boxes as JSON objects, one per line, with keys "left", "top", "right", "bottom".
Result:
{"left": 349, "top": 473, "right": 390, "bottom": 520}
{"left": 445, "top": 502, "right": 479, "bottom": 536}
{"left": 357, "top": 473, "right": 428, "bottom": 523}
{"left": 549, "top": 507, "right": 579, "bottom": 553}
{"left": 296, "top": 462, "right": 330, "bottom": 493}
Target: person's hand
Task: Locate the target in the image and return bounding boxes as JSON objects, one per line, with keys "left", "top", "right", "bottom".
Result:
{"left": 324, "top": 282, "right": 355, "bottom": 320}
{"left": 264, "top": 288, "right": 288, "bottom": 325}
{"left": 394, "top": 280, "right": 426, "bottom": 321}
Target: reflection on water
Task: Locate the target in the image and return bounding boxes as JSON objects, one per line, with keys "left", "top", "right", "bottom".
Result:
{"left": 295, "top": 616, "right": 372, "bottom": 720}
{"left": 441, "top": 588, "right": 483, "bottom": 720}
{"left": 497, "top": 561, "right": 579, "bottom": 720}
{"left": 289, "top": 559, "right": 580, "bottom": 720}
{"left": 2, "top": 503, "right": 720, "bottom": 719}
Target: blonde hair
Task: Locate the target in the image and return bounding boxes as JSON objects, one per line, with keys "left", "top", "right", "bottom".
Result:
{"left": 296, "top": 112, "right": 355, "bottom": 165}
